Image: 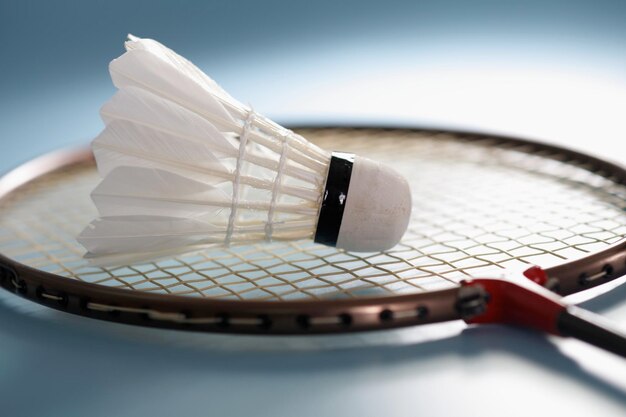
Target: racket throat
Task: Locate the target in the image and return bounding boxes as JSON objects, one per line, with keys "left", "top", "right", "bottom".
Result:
{"left": 457, "top": 269, "right": 566, "bottom": 335}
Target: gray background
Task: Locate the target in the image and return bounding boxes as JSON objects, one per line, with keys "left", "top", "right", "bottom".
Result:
{"left": 1, "top": 1, "right": 626, "bottom": 416}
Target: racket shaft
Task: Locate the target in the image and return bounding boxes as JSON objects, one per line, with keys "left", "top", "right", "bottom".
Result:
{"left": 557, "top": 306, "right": 626, "bottom": 358}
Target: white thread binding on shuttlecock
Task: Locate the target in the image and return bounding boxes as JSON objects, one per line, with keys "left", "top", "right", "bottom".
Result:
{"left": 265, "top": 130, "right": 291, "bottom": 241}
{"left": 225, "top": 109, "right": 256, "bottom": 245}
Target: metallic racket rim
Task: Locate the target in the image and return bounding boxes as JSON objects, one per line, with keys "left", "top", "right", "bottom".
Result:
{"left": 1, "top": 126, "right": 625, "bottom": 335}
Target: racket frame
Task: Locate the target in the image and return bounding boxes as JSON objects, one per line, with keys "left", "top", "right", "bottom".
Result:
{"left": 1, "top": 127, "right": 625, "bottom": 335}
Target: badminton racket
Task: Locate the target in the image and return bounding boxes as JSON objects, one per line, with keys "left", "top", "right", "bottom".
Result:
{"left": 0, "top": 127, "right": 625, "bottom": 357}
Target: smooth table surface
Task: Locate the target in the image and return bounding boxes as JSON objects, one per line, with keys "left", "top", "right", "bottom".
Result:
{"left": 2, "top": 1, "right": 626, "bottom": 416}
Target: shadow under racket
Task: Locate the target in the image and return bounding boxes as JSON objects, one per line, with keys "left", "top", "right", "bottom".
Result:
{"left": 2, "top": 285, "right": 626, "bottom": 408}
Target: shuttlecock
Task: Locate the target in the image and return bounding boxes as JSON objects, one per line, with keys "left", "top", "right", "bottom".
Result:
{"left": 77, "top": 35, "right": 411, "bottom": 265}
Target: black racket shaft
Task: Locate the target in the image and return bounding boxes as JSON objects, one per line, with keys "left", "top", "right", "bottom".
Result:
{"left": 557, "top": 306, "right": 626, "bottom": 358}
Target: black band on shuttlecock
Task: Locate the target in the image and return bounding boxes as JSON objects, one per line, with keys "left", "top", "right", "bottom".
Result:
{"left": 314, "top": 152, "right": 355, "bottom": 247}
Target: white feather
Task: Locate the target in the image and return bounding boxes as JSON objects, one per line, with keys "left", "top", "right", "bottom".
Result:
{"left": 92, "top": 119, "right": 232, "bottom": 183}
{"left": 97, "top": 88, "right": 321, "bottom": 189}
{"left": 100, "top": 87, "right": 263, "bottom": 182}
{"left": 91, "top": 166, "right": 317, "bottom": 219}
{"left": 109, "top": 48, "right": 236, "bottom": 129}
{"left": 91, "top": 166, "right": 231, "bottom": 219}
{"left": 78, "top": 216, "right": 224, "bottom": 255}
{"left": 100, "top": 87, "right": 235, "bottom": 153}
{"left": 79, "top": 214, "right": 317, "bottom": 256}
{"left": 124, "top": 34, "right": 234, "bottom": 103}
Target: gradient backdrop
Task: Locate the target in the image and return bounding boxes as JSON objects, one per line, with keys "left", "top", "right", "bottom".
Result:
{"left": 1, "top": 1, "right": 626, "bottom": 416}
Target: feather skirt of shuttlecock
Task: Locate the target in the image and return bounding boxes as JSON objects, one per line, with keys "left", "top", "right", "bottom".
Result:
{"left": 77, "top": 35, "right": 331, "bottom": 265}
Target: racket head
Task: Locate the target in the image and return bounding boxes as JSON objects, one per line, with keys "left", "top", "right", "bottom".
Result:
{"left": 1, "top": 127, "right": 625, "bottom": 334}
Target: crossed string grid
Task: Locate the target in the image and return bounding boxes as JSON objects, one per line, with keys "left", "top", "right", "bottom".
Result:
{"left": 1, "top": 128, "right": 625, "bottom": 301}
